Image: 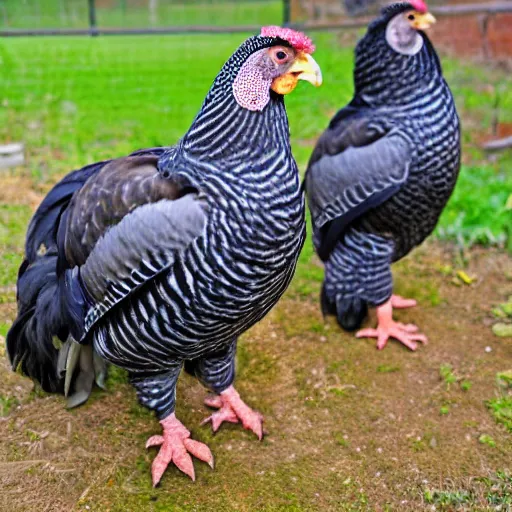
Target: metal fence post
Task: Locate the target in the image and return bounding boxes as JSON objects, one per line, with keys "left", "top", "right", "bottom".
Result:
{"left": 88, "top": 0, "right": 98, "bottom": 36}
{"left": 283, "top": 0, "right": 291, "bottom": 26}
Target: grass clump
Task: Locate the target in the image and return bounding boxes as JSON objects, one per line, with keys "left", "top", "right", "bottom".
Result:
{"left": 460, "top": 380, "right": 472, "bottom": 392}
{"left": 439, "top": 405, "right": 450, "bottom": 416}
{"left": 424, "top": 489, "right": 472, "bottom": 508}
{"left": 424, "top": 472, "right": 512, "bottom": 510}
{"left": 486, "top": 397, "right": 512, "bottom": 433}
{"left": 496, "top": 370, "right": 512, "bottom": 389}
{"left": 492, "top": 297, "right": 512, "bottom": 319}
{"left": 485, "top": 370, "right": 512, "bottom": 433}
{"left": 440, "top": 363, "right": 457, "bottom": 389}
{"left": 436, "top": 163, "right": 512, "bottom": 251}
{"left": 377, "top": 364, "right": 400, "bottom": 373}
{"left": 478, "top": 434, "right": 496, "bottom": 448}
{"left": 0, "top": 395, "right": 19, "bottom": 417}
{"left": 334, "top": 432, "right": 350, "bottom": 447}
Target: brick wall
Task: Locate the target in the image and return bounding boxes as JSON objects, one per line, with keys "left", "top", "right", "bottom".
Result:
{"left": 430, "top": 12, "right": 512, "bottom": 60}
{"left": 291, "top": 0, "right": 512, "bottom": 61}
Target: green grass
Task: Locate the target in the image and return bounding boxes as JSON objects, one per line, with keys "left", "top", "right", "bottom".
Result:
{"left": 438, "top": 57, "right": 512, "bottom": 251}
{"left": 0, "top": 204, "right": 33, "bottom": 286}
{"left": 424, "top": 472, "right": 512, "bottom": 510}
{"left": 0, "top": 30, "right": 510, "bottom": 266}
{"left": 436, "top": 164, "right": 511, "bottom": 251}
{"left": 486, "top": 371, "right": 512, "bottom": 434}
{"left": 0, "top": 394, "right": 18, "bottom": 416}
{"left": 0, "top": 0, "right": 283, "bottom": 29}
{"left": 487, "top": 397, "right": 512, "bottom": 433}
{"left": 439, "top": 363, "right": 457, "bottom": 389}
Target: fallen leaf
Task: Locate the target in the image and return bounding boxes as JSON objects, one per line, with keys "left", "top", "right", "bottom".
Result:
{"left": 456, "top": 270, "right": 475, "bottom": 285}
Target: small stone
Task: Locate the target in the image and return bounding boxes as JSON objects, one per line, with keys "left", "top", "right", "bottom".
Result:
{"left": 485, "top": 346, "right": 493, "bottom": 353}
{"left": 320, "top": 336, "right": 327, "bottom": 342}
{"left": 377, "top": 447, "right": 382, "bottom": 453}
{"left": 429, "top": 437, "right": 437, "bottom": 448}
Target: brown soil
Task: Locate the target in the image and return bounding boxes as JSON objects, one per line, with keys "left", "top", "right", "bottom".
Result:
{"left": 0, "top": 241, "right": 511, "bottom": 511}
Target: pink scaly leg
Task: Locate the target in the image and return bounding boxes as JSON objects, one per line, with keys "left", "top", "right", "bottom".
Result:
{"left": 146, "top": 413, "right": 214, "bottom": 486}
{"left": 202, "top": 385, "right": 264, "bottom": 440}
{"left": 391, "top": 294, "right": 417, "bottom": 309}
{"left": 356, "top": 299, "right": 428, "bottom": 351}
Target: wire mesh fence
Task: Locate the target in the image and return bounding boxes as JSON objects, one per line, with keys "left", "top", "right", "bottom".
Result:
{"left": 0, "top": 1, "right": 510, "bottom": 198}
{"left": 0, "top": 0, "right": 286, "bottom": 33}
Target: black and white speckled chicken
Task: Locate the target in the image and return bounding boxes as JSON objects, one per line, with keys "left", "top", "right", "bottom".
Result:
{"left": 305, "top": 1, "right": 460, "bottom": 350}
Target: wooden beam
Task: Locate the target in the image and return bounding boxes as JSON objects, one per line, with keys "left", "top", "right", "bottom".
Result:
{"left": 482, "top": 136, "right": 512, "bottom": 152}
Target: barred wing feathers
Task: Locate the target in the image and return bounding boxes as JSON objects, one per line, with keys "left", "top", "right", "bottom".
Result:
{"left": 61, "top": 156, "right": 208, "bottom": 340}
{"left": 81, "top": 194, "right": 208, "bottom": 335}
{"left": 305, "top": 108, "right": 412, "bottom": 260}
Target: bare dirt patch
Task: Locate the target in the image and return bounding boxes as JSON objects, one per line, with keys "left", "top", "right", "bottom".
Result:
{"left": 0, "top": 242, "right": 510, "bottom": 511}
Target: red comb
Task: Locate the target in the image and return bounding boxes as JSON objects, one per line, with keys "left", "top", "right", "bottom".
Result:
{"left": 409, "top": 0, "right": 428, "bottom": 13}
{"left": 260, "top": 26, "right": 315, "bottom": 53}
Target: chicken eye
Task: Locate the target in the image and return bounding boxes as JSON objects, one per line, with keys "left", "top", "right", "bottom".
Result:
{"left": 408, "top": 14, "right": 415, "bottom": 20}
{"left": 276, "top": 51, "right": 287, "bottom": 61}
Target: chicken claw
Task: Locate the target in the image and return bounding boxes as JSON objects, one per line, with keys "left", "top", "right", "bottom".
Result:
{"left": 146, "top": 413, "right": 214, "bottom": 486}
{"left": 202, "top": 385, "right": 264, "bottom": 440}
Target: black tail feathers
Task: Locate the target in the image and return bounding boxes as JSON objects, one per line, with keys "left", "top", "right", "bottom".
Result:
{"left": 320, "top": 283, "right": 368, "bottom": 331}
{"left": 7, "top": 159, "right": 108, "bottom": 395}
{"left": 7, "top": 249, "right": 67, "bottom": 393}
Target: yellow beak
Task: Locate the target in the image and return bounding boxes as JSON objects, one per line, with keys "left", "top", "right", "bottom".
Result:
{"left": 411, "top": 11, "right": 436, "bottom": 31}
{"left": 288, "top": 52, "right": 323, "bottom": 87}
{"left": 271, "top": 52, "right": 322, "bottom": 95}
